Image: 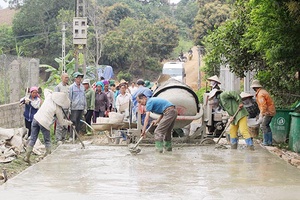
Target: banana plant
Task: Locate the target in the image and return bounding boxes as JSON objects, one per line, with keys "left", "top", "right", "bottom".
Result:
{"left": 40, "top": 52, "right": 76, "bottom": 89}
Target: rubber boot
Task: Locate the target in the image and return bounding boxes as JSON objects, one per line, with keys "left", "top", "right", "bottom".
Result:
{"left": 40, "top": 147, "right": 51, "bottom": 159}
{"left": 230, "top": 138, "right": 238, "bottom": 149}
{"left": 86, "top": 127, "right": 93, "bottom": 136}
{"left": 245, "top": 138, "right": 254, "bottom": 151}
{"left": 262, "top": 133, "right": 268, "bottom": 146}
{"left": 267, "top": 132, "right": 273, "bottom": 146}
{"left": 164, "top": 141, "right": 172, "bottom": 152}
{"left": 155, "top": 141, "right": 163, "bottom": 153}
{"left": 23, "top": 146, "right": 33, "bottom": 164}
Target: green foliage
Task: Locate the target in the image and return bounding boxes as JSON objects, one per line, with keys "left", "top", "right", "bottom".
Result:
{"left": 193, "top": 0, "right": 233, "bottom": 45}
{"left": 103, "top": 17, "right": 179, "bottom": 77}
{"left": 117, "top": 71, "right": 132, "bottom": 82}
{"left": 171, "top": 37, "right": 194, "bottom": 59}
{"left": 195, "top": 87, "right": 207, "bottom": 104}
{"left": 40, "top": 52, "right": 76, "bottom": 89}
{"left": 175, "top": 0, "right": 199, "bottom": 30}
{"left": 0, "top": 25, "right": 15, "bottom": 55}
{"left": 202, "top": 0, "right": 300, "bottom": 108}
{"left": 12, "top": 0, "right": 75, "bottom": 66}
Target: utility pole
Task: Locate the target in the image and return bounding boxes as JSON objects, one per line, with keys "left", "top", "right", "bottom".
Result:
{"left": 197, "top": 46, "right": 202, "bottom": 90}
{"left": 73, "top": 0, "right": 87, "bottom": 75}
{"left": 62, "top": 23, "right": 66, "bottom": 73}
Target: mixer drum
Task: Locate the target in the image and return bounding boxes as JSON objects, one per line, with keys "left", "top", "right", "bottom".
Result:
{"left": 151, "top": 78, "right": 200, "bottom": 129}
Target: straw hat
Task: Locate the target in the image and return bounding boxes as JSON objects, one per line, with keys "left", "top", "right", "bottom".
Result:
{"left": 207, "top": 75, "right": 221, "bottom": 84}
{"left": 250, "top": 80, "right": 262, "bottom": 88}
{"left": 82, "top": 79, "right": 90, "bottom": 85}
{"left": 240, "top": 92, "right": 253, "bottom": 99}
{"left": 157, "top": 74, "right": 171, "bottom": 84}
{"left": 51, "top": 92, "right": 70, "bottom": 109}
{"left": 208, "top": 89, "right": 223, "bottom": 100}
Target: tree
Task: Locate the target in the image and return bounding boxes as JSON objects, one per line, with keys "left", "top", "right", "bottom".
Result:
{"left": 12, "top": 0, "right": 75, "bottom": 66}
{"left": 102, "top": 17, "right": 179, "bottom": 77}
{"left": 193, "top": 0, "right": 232, "bottom": 45}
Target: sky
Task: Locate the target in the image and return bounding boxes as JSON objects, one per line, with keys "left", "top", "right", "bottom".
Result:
{"left": 0, "top": 0, "right": 8, "bottom": 9}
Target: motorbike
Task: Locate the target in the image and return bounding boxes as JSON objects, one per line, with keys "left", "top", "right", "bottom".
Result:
{"left": 188, "top": 52, "right": 193, "bottom": 61}
{"left": 178, "top": 54, "right": 187, "bottom": 62}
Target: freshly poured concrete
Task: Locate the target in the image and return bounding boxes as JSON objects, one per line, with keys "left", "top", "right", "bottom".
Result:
{"left": 1, "top": 144, "right": 300, "bottom": 199}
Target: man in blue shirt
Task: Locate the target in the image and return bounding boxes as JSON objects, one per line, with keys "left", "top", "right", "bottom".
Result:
{"left": 69, "top": 72, "right": 87, "bottom": 139}
{"left": 137, "top": 94, "right": 177, "bottom": 153}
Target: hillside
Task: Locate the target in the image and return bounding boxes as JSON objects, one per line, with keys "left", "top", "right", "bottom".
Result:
{"left": 0, "top": 8, "right": 18, "bottom": 26}
{"left": 184, "top": 46, "right": 206, "bottom": 91}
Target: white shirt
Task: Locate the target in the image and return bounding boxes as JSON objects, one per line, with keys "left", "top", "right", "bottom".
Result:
{"left": 128, "top": 86, "right": 138, "bottom": 95}
{"left": 116, "top": 92, "right": 131, "bottom": 113}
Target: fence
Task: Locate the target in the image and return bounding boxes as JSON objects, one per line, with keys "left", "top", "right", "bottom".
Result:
{"left": 0, "top": 102, "right": 24, "bottom": 128}
{"left": 0, "top": 54, "right": 39, "bottom": 105}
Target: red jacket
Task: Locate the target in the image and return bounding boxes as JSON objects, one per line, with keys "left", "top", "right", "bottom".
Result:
{"left": 255, "top": 88, "right": 276, "bottom": 116}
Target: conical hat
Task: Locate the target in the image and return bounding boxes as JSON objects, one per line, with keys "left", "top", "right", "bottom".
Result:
{"left": 51, "top": 92, "right": 70, "bottom": 109}
{"left": 207, "top": 75, "right": 221, "bottom": 84}
{"left": 240, "top": 92, "right": 253, "bottom": 99}
{"left": 157, "top": 74, "right": 171, "bottom": 84}
{"left": 250, "top": 80, "right": 262, "bottom": 88}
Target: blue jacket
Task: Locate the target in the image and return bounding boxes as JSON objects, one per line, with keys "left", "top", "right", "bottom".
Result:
{"left": 69, "top": 83, "right": 87, "bottom": 110}
{"left": 23, "top": 97, "right": 40, "bottom": 122}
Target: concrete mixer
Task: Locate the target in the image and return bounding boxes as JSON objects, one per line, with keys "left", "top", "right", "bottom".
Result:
{"left": 151, "top": 76, "right": 202, "bottom": 129}
{"left": 126, "top": 74, "right": 213, "bottom": 145}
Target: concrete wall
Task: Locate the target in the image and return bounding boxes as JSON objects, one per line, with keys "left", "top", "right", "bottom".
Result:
{"left": 0, "top": 102, "right": 24, "bottom": 128}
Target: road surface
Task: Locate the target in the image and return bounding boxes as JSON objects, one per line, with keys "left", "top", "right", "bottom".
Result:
{"left": 1, "top": 143, "right": 300, "bottom": 199}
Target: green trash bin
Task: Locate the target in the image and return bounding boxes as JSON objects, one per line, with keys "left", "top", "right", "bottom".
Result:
{"left": 288, "top": 112, "right": 300, "bottom": 153}
{"left": 270, "top": 109, "right": 292, "bottom": 143}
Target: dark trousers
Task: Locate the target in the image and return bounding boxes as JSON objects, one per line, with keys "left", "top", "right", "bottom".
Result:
{"left": 85, "top": 110, "right": 94, "bottom": 125}
{"left": 70, "top": 110, "right": 83, "bottom": 135}
{"left": 93, "top": 111, "right": 105, "bottom": 123}
{"left": 25, "top": 119, "right": 32, "bottom": 137}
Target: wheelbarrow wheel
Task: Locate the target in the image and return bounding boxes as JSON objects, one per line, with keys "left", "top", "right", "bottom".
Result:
{"left": 200, "top": 138, "right": 215, "bottom": 145}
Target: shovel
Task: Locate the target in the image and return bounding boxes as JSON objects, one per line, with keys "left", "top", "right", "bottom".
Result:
{"left": 129, "top": 123, "right": 153, "bottom": 154}
{"left": 61, "top": 109, "right": 85, "bottom": 149}
{"left": 216, "top": 106, "right": 241, "bottom": 144}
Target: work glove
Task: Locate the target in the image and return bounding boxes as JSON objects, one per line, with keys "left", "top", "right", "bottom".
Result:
{"left": 24, "top": 97, "right": 31, "bottom": 104}
{"left": 66, "top": 120, "right": 73, "bottom": 126}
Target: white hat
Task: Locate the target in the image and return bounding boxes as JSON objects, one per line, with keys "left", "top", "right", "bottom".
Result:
{"left": 82, "top": 79, "right": 90, "bottom": 85}
{"left": 250, "top": 80, "right": 262, "bottom": 88}
{"left": 208, "top": 88, "right": 222, "bottom": 100}
{"left": 207, "top": 75, "right": 221, "bottom": 84}
{"left": 240, "top": 92, "right": 253, "bottom": 99}
{"left": 51, "top": 92, "right": 70, "bottom": 109}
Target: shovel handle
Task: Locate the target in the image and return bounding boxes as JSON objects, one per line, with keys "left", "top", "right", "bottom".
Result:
{"left": 216, "top": 107, "right": 241, "bottom": 144}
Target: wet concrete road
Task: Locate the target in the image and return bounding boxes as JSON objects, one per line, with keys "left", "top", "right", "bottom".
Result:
{"left": 1, "top": 144, "right": 300, "bottom": 200}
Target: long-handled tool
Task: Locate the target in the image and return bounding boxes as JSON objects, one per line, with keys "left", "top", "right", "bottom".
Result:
{"left": 216, "top": 107, "right": 241, "bottom": 144}
{"left": 128, "top": 123, "right": 153, "bottom": 154}
{"left": 61, "top": 109, "right": 85, "bottom": 149}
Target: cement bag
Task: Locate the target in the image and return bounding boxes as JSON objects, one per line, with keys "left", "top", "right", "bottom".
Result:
{"left": 109, "top": 112, "right": 124, "bottom": 124}
{"left": 96, "top": 117, "right": 110, "bottom": 124}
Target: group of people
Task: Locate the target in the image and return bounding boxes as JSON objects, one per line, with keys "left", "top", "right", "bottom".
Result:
{"left": 207, "top": 75, "right": 276, "bottom": 150}
{"left": 21, "top": 69, "right": 276, "bottom": 161}
{"left": 22, "top": 71, "right": 171, "bottom": 162}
